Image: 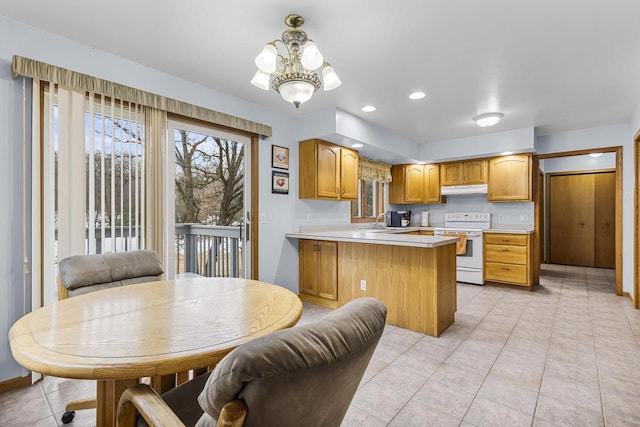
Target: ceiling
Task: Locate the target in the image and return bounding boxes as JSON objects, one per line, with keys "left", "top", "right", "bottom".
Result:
{"left": 2, "top": 0, "right": 640, "bottom": 145}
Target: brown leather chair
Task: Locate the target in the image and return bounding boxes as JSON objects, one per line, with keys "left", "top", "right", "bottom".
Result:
{"left": 116, "top": 297, "right": 387, "bottom": 427}
{"left": 57, "top": 249, "right": 164, "bottom": 424}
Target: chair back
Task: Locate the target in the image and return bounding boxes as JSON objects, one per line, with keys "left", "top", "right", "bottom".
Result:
{"left": 196, "top": 297, "right": 387, "bottom": 427}
{"left": 58, "top": 250, "right": 164, "bottom": 299}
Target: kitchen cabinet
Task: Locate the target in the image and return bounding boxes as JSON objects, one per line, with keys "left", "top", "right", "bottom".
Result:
{"left": 389, "top": 163, "right": 443, "bottom": 204}
{"left": 299, "top": 139, "right": 359, "bottom": 200}
{"left": 488, "top": 154, "right": 532, "bottom": 201}
{"left": 440, "top": 159, "right": 487, "bottom": 185}
{"left": 484, "top": 233, "right": 533, "bottom": 288}
{"left": 420, "top": 230, "right": 434, "bottom": 236}
{"left": 299, "top": 239, "right": 338, "bottom": 308}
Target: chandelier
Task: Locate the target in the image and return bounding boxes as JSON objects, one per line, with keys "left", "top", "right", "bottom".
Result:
{"left": 251, "top": 14, "right": 341, "bottom": 108}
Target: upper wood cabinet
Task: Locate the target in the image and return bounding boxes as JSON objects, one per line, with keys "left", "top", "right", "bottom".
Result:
{"left": 440, "top": 159, "right": 487, "bottom": 185}
{"left": 299, "top": 139, "right": 359, "bottom": 200}
{"left": 389, "top": 164, "right": 443, "bottom": 204}
{"left": 488, "top": 154, "right": 532, "bottom": 201}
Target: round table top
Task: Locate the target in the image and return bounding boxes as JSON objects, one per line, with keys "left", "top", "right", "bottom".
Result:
{"left": 9, "top": 278, "right": 303, "bottom": 380}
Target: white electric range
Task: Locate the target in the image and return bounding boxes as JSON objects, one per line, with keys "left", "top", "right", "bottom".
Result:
{"left": 434, "top": 212, "right": 491, "bottom": 285}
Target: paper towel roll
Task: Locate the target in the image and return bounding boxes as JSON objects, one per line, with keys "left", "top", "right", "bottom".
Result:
{"left": 421, "top": 211, "right": 429, "bottom": 227}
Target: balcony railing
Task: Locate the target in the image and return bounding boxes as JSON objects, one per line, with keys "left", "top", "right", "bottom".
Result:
{"left": 174, "top": 223, "right": 243, "bottom": 278}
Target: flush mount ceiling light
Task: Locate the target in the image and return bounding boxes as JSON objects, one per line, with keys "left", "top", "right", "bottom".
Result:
{"left": 473, "top": 112, "right": 504, "bottom": 127}
{"left": 362, "top": 105, "right": 376, "bottom": 112}
{"left": 409, "top": 91, "right": 426, "bottom": 100}
{"left": 589, "top": 153, "right": 604, "bottom": 158}
{"left": 351, "top": 143, "right": 364, "bottom": 148}
{"left": 251, "top": 14, "right": 341, "bottom": 108}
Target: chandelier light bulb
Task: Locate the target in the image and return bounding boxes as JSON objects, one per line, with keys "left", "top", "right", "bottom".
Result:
{"left": 254, "top": 44, "right": 277, "bottom": 74}
{"left": 301, "top": 41, "right": 324, "bottom": 70}
{"left": 250, "top": 70, "right": 271, "bottom": 90}
{"left": 278, "top": 80, "right": 316, "bottom": 108}
{"left": 322, "top": 64, "right": 341, "bottom": 91}
{"left": 473, "top": 112, "right": 503, "bottom": 127}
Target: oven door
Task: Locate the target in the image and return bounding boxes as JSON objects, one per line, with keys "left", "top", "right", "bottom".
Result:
{"left": 434, "top": 229, "right": 483, "bottom": 269}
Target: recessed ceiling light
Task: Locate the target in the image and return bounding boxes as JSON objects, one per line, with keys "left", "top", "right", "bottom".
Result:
{"left": 351, "top": 143, "right": 364, "bottom": 148}
{"left": 473, "top": 112, "right": 503, "bottom": 127}
{"left": 362, "top": 105, "right": 376, "bottom": 112}
{"left": 500, "top": 151, "right": 513, "bottom": 155}
{"left": 409, "top": 91, "right": 426, "bottom": 100}
{"left": 589, "top": 153, "right": 604, "bottom": 158}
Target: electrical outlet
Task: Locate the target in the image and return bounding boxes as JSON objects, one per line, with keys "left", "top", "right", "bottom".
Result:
{"left": 260, "top": 213, "right": 267, "bottom": 224}
{"left": 499, "top": 214, "right": 504, "bottom": 222}
{"left": 360, "top": 279, "right": 366, "bottom": 291}
{"left": 307, "top": 214, "right": 313, "bottom": 222}
{"left": 520, "top": 214, "right": 528, "bottom": 222}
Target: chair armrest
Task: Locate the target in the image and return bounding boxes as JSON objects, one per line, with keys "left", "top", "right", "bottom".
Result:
{"left": 116, "top": 384, "right": 185, "bottom": 427}
{"left": 217, "top": 400, "right": 248, "bottom": 427}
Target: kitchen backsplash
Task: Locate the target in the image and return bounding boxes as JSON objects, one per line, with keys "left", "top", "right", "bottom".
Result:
{"left": 389, "top": 193, "right": 534, "bottom": 227}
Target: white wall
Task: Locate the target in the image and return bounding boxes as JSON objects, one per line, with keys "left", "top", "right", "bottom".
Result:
{"left": 541, "top": 153, "right": 616, "bottom": 173}
{"left": 535, "top": 124, "right": 632, "bottom": 295}
{"left": 0, "top": 61, "right": 31, "bottom": 382}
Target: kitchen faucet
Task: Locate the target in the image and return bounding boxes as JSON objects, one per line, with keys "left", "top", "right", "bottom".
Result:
{"left": 371, "top": 213, "right": 386, "bottom": 229}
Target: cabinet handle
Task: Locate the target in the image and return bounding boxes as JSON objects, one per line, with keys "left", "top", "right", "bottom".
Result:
{"left": 502, "top": 267, "right": 510, "bottom": 271}
{"left": 342, "top": 188, "right": 345, "bottom": 195}
{"left": 501, "top": 239, "right": 510, "bottom": 243}
{"left": 336, "top": 187, "right": 339, "bottom": 194}
{"left": 501, "top": 249, "right": 510, "bottom": 252}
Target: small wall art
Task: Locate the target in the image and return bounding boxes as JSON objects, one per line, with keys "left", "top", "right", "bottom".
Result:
{"left": 272, "top": 171, "right": 289, "bottom": 195}
{"left": 272, "top": 145, "right": 289, "bottom": 170}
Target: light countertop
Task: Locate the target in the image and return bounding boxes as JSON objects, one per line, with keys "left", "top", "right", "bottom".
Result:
{"left": 285, "top": 229, "right": 459, "bottom": 249}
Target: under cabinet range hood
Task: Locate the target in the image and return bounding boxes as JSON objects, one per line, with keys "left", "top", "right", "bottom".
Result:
{"left": 440, "top": 184, "right": 488, "bottom": 195}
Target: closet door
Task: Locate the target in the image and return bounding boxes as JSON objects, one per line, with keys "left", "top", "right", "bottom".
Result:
{"left": 594, "top": 172, "right": 616, "bottom": 268}
{"left": 549, "top": 174, "right": 595, "bottom": 266}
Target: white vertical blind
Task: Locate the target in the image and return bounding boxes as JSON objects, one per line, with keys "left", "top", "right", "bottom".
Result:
{"left": 42, "top": 85, "right": 146, "bottom": 263}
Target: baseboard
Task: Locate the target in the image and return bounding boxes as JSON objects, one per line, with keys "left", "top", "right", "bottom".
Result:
{"left": 298, "top": 293, "right": 338, "bottom": 309}
{"left": 623, "top": 291, "right": 633, "bottom": 304}
{"left": 0, "top": 374, "right": 32, "bottom": 394}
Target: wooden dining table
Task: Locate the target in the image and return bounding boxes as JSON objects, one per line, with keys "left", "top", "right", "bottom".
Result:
{"left": 8, "top": 277, "right": 303, "bottom": 427}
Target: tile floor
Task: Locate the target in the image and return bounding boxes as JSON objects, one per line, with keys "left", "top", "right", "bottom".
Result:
{"left": 2, "top": 264, "right": 640, "bottom": 426}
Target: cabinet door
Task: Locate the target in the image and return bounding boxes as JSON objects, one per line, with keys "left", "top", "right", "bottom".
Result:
{"left": 404, "top": 165, "right": 424, "bottom": 203}
{"left": 440, "top": 163, "right": 462, "bottom": 185}
{"left": 316, "top": 143, "right": 340, "bottom": 199}
{"left": 316, "top": 241, "right": 338, "bottom": 300}
{"left": 340, "top": 148, "right": 359, "bottom": 200}
{"left": 463, "top": 160, "right": 487, "bottom": 184}
{"left": 488, "top": 155, "right": 531, "bottom": 201}
{"left": 299, "top": 240, "right": 318, "bottom": 295}
{"left": 423, "top": 164, "right": 442, "bottom": 203}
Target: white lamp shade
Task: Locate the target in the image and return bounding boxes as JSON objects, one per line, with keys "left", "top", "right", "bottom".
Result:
{"left": 322, "top": 65, "right": 341, "bottom": 91}
{"left": 250, "top": 70, "right": 271, "bottom": 90}
{"left": 254, "top": 44, "right": 277, "bottom": 74}
{"left": 473, "top": 112, "right": 503, "bottom": 127}
{"left": 301, "top": 41, "right": 324, "bottom": 70}
{"left": 277, "top": 80, "right": 315, "bottom": 107}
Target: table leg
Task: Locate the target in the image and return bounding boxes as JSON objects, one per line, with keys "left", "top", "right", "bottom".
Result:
{"left": 96, "top": 379, "right": 139, "bottom": 427}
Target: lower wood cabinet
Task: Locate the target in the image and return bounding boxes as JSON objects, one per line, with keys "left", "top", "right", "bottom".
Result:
{"left": 484, "top": 233, "right": 533, "bottom": 288}
{"left": 299, "top": 239, "right": 338, "bottom": 308}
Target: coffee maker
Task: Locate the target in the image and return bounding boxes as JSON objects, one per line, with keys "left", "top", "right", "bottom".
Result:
{"left": 387, "top": 210, "right": 412, "bottom": 227}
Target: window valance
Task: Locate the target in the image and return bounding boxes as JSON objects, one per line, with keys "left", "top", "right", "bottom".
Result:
{"left": 11, "top": 55, "right": 272, "bottom": 137}
{"left": 359, "top": 156, "right": 392, "bottom": 183}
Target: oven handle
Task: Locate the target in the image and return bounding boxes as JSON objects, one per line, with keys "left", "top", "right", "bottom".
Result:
{"left": 456, "top": 266, "right": 482, "bottom": 272}
{"left": 435, "top": 230, "right": 483, "bottom": 237}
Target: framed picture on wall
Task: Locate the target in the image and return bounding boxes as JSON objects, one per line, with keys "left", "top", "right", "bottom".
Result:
{"left": 272, "top": 145, "right": 289, "bottom": 170}
{"left": 272, "top": 171, "right": 289, "bottom": 195}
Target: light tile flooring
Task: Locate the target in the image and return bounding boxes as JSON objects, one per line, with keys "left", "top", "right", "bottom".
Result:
{"left": 2, "top": 264, "right": 640, "bottom": 426}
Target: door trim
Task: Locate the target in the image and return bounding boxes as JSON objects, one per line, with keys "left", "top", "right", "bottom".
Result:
{"left": 536, "top": 146, "right": 622, "bottom": 296}
{"left": 634, "top": 129, "right": 640, "bottom": 308}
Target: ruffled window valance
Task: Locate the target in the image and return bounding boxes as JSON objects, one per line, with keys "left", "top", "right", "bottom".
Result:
{"left": 359, "top": 157, "right": 392, "bottom": 183}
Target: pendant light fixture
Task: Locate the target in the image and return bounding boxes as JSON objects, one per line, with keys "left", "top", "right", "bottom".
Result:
{"left": 251, "top": 14, "right": 341, "bottom": 108}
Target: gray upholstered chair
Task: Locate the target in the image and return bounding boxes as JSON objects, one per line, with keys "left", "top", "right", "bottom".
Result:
{"left": 116, "top": 297, "right": 387, "bottom": 427}
{"left": 57, "top": 249, "right": 164, "bottom": 424}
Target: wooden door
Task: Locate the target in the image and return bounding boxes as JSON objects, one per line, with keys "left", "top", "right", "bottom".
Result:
{"left": 463, "top": 160, "right": 487, "bottom": 184}
{"left": 404, "top": 165, "right": 424, "bottom": 203}
{"left": 423, "top": 164, "right": 442, "bottom": 203}
{"left": 549, "top": 174, "right": 595, "bottom": 266}
{"left": 299, "top": 240, "right": 318, "bottom": 295}
{"left": 340, "top": 148, "right": 359, "bottom": 199}
{"left": 488, "top": 155, "right": 531, "bottom": 201}
{"left": 316, "top": 143, "right": 340, "bottom": 199}
{"left": 316, "top": 241, "right": 338, "bottom": 300}
{"left": 594, "top": 172, "right": 615, "bottom": 268}
{"left": 440, "top": 163, "right": 462, "bottom": 185}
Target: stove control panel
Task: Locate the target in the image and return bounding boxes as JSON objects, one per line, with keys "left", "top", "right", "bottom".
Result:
{"left": 444, "top": 212, "right": 491, "bottom": 222}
